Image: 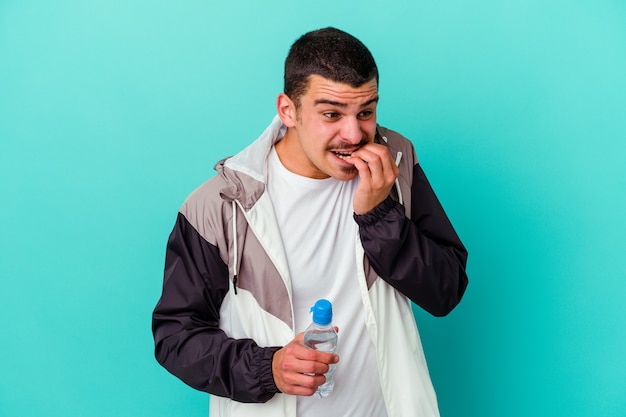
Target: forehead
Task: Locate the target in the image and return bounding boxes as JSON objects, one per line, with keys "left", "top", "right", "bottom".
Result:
{"left": 302, "top": 74, "right": 378, "bottom": 105}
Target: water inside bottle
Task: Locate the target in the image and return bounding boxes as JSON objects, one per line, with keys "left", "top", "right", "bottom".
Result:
{"left": 304, "top": 330, "right": 337, "bottom": 398}
{"left": 304, "top": 331, "right": 337, "bottom": 351}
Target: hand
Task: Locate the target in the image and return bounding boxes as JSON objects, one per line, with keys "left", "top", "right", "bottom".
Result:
{"left": 346, "top": 143, "right": 399, "bottom": 215}
{"left": 272, "top": 332, "right": 339, "bottom": 396}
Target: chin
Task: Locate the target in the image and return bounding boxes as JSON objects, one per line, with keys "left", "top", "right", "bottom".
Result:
{"left": 334, "top": 166, "right": 359, "bottom": 181}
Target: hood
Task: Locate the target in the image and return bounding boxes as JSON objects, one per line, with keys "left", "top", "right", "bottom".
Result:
{"left": 217, "top": 115, "right": 287, "bottom": 209}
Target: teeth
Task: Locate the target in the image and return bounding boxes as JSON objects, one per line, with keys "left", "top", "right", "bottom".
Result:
{"left": 334, "top": 151, "right": 353, "bottom": 160}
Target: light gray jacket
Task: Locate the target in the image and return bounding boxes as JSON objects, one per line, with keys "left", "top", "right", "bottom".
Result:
{"left": 153, "top": 116, "right": 469, "bottom": 417}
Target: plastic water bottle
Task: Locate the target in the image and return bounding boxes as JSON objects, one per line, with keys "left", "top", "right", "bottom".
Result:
{"left": 303, "top": 299, "right": 338, "bottom": 398}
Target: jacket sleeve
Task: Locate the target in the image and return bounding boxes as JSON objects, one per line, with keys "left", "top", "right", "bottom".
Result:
{"left": 354, "top": 163, "right": 468, "bottom": 316}
{"left": 152, "top": 212, "right": 281, "bottom": 402}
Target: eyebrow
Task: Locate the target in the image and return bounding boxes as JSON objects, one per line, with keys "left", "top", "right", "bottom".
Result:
{"left": 314, "top": 96, "right": 379, "bottom": 108}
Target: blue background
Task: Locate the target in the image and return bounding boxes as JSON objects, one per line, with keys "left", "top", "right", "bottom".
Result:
{"left": 1, "top": 1, "right": 624, "bottom": 416}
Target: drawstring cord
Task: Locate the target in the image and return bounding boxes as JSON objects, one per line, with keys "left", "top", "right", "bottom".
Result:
{"left": 231, "top": 201, "right": 238, "bottom": 294}
{"left": 381, "top": 135, "right": 404, "bottom": 205}
{"left": 394, "top": 151, "right": 403, "bottom": 205}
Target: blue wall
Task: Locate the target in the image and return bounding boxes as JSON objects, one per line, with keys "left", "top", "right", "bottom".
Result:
{"left": 1, "top": 1, "right": 624, "bottom": 416}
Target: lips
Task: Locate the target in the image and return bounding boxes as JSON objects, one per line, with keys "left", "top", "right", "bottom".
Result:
{"left": 332, "top": 151, "right": 354, "bottom": 160}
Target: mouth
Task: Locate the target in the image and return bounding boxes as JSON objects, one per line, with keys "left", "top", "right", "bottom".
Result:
{"left": 331, "top": 150, "right": 354, "bottom": 161}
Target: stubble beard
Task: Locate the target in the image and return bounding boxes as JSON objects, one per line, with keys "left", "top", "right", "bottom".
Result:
{"left": 338, "top": 164, "right": 358, "bottom": 176}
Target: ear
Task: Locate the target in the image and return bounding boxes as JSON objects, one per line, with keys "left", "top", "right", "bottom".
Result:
{"left": 277, "top": 93, "right": 297, "bottom": 128}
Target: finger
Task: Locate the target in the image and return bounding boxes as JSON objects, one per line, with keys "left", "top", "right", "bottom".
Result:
{"left": 348, "top": 149, "right": 383, "bottom": 179}
{"left": 297, "top": 345, "right": 339, "bottom": 367}
{"left": 293, "top": 332, "right": 305, "bottom": 344}
{"left": 352, "top": 145, "right": 397, "bottom": 178}
{"left": 275, "top": 351, "right": 334, "bottom": 395}
{"left": 312, "top": 350, "right": 339, "bottom": 366}
{"left": 283, "top": 336, "right": 338, "bottom": 368}
{"left": 273, "top": 346, "right": 320, "bottom": 393}
{"left": 345, "top": 153, "right": 374, "bottom": 184}
{"left": 282, "top": 373, "right": 327, "bottom": 396}
{"left": 347, "top": 153, "right": 386, "bottom": 192}
{"left": 360, "top": 157, "right": 397, "bottom": 192}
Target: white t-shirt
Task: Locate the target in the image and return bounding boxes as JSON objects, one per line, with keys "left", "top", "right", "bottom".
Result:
{"left": 267, "top": 146, "right": 388, "bottom": 417}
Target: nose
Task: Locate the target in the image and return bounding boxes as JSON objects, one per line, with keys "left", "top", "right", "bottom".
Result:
{"left": 340, "top": 117, "right": 363, "bottom": 144}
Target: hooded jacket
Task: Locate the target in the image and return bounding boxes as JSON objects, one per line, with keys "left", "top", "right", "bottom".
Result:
{"left": 152, "top": 116, "right": 468, "bottom": 417}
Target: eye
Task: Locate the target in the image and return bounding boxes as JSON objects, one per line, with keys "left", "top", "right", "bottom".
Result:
{"left": 323, "top": 112, "right": 340, "bottom": 120}
{"left": 358, "top": 110, "right": 374, "bottom": 120}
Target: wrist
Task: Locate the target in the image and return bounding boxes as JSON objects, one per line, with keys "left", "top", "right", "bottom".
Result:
{"left": 353, "top": 196, "right": 397, "bottom": 227}
{"left": 257, "top": 346, "right": 283, "bottom": 395}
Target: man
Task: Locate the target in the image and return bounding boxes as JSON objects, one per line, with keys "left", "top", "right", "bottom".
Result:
{"left": 153, "top": 27, "right": 468, "bottom": 417}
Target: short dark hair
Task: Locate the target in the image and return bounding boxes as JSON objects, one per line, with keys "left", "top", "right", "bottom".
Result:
{"left": 284, "top": 27, "right": 379, "bottom": 106}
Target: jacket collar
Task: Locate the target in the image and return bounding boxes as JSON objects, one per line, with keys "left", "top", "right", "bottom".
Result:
{"left": 217, "top": 116, "right": 286, "bottom": 209}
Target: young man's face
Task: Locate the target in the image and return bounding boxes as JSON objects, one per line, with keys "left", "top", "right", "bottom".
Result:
{"left": 276, "top": 74, "right": 379, "bottom": 180}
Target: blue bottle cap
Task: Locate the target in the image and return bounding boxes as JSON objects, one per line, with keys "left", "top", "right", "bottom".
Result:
{"left": 310, "top": 299, "right": 333, "bottom": 325}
